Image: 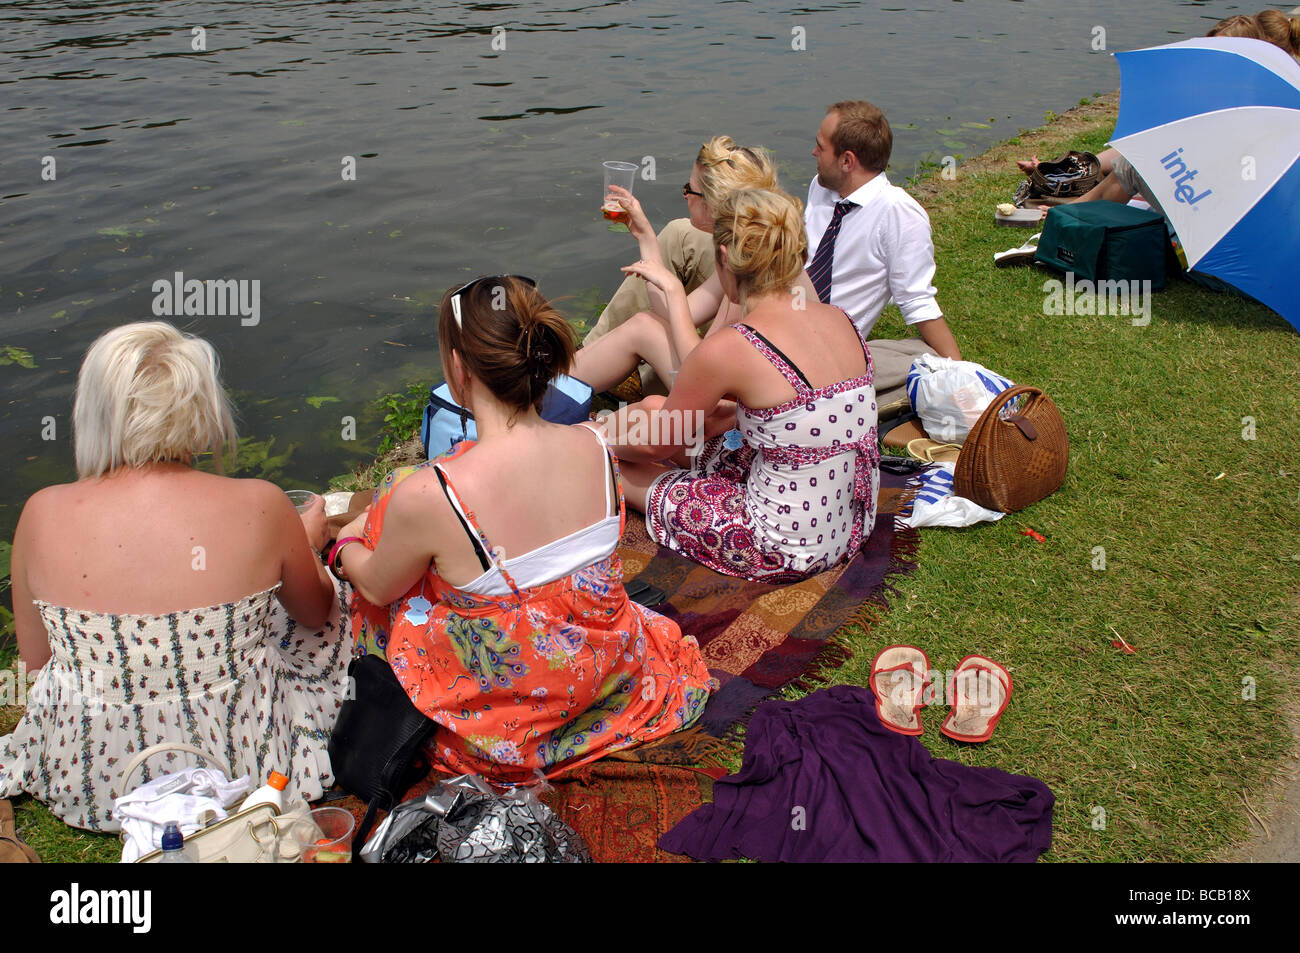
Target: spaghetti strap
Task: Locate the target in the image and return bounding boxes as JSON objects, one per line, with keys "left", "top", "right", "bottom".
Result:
{"left": 578, "top": 422, "right": 620, "bottom": 520}
{"left": 732, "top": 323, "right": 812, "bottom": 396}
{"left": 434, "top": 466, "right": 491, "bottom": 572}
{"left": 838, "top": 306, "right": 872, "bottom": 367}
{"left": 432, "top": 462, "right": 521, "bottom": 595}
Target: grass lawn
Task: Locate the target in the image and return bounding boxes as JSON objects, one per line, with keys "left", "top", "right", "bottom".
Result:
{"left": 4, "top": 94, "right": 1298, "bottom": 862}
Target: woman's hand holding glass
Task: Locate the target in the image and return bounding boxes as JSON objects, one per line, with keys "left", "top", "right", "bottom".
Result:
{"left": 298, "top": 494, "right": 329, "bottom": 552}
{"left": 606, "top": 185, "right": 659, "bottom": 259}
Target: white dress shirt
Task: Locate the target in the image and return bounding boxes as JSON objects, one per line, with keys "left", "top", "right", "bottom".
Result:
{"left": 805, "top": 173, "right": 944, "bottom": 336}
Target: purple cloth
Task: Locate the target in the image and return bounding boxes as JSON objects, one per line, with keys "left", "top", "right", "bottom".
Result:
{"left": 659, "top": 685, "right": 1054, "bottom": 862}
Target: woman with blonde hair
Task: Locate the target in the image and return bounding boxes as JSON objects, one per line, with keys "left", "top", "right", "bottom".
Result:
{"left": 1209, "top": 10, "right": 1300, "bottom": 56}
{"left": 572, "top": 136, "right": 784, "bottom": 395}
{"left": 336, "top": 276, "right": 713, "bottom": 783}
{"left": 606, "top": 188, "right": 880, "bottom": 583}
{"left": 1, "top": 321, "right": 350, "bottom": 832}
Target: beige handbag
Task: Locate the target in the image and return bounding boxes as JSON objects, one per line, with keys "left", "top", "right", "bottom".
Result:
{"left": 118, "top": 743, "right": 301, "bottom": 863}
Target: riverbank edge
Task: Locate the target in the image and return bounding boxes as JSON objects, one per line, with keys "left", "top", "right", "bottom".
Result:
{"left": 5, "top": 90, "right": 1299, "bottom": 864}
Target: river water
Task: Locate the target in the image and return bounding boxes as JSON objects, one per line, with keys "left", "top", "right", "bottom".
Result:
{"left": 0, "top": 0, "right": 1244, "bottom": 553}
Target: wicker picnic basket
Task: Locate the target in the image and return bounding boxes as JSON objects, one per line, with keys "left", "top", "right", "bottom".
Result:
{"left": 953, "top": 385, "right": 1068, "bottom": 512}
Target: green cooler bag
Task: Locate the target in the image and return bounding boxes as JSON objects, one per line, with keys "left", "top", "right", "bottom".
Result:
{"left": 1034, "top": 202, "right": 1168, "bottom": 290}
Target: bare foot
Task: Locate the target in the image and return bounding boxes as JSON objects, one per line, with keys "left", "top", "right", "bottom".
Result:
{"left": 1017, "top": 155, "right": 1040, "bottom": 175}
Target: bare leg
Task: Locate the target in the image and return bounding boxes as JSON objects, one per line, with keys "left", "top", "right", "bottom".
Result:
{"left": 571, "top": 310, "right": 681, "bottom": 394}
{"left": 620, "top": 459, "right": 676, "bottom": 514}
{"left": 1062, "top": 170, "right": 1135, "bottom": 205}
{"left": 1019, "top": 146, "right": 1118, "bottom": 176}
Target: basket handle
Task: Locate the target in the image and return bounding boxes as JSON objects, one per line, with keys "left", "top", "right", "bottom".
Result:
{"left": 116, "top": 742, "right": 233, "bottom": 801}
{"left": 1007, "top": 415, "right": 1039, "bottom": 440}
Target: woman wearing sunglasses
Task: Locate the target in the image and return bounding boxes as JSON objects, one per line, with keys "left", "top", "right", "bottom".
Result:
{"left": 571, "top": 136, "right": 783, "bottom": 396}
{"left": 605, "top": 188, "right": 879, "bottom": 584}
{"left": 334, "top": 276, "right": 714, "bottom": 783}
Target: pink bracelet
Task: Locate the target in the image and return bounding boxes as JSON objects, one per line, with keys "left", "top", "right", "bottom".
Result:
{"left": 329, "top": 536, "right": 366, "bottom": 576}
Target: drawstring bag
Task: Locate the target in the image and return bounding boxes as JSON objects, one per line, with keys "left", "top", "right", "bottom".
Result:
{"left": 421, "top": 376, "right": 593, "bottom": 459}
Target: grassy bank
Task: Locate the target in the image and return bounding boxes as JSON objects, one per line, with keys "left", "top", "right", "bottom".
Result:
{"left": 5, "top": 94, "right": 1298, "bottom": 863}
{"left": 845, "top": 92, "right": 1300, "bottom": 862}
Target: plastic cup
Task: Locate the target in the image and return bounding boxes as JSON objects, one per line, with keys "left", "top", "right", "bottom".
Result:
{"left": 284, "top": 489, "right": 317, "bottom": 513}
{"left": 602, "top": 161, "right": 638, "bottom": 223}
{"left": 287, "top": 807, "right": 354, "bottom": 863}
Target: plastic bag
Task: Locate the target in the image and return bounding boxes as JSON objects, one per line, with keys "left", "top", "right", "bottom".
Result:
{"left": 358, "top": 774, "right": 591, "bottom": 864}
{"left": 906, "top": 355, "right": 1014, "bottom": 445}
{"left": 897, "top": 463, "right": 1004, "bottom": 530}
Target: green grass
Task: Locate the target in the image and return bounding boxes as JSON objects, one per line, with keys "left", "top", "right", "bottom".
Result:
{"left": 835, "top": 105, "right": 1300, "bottom": 861}
{"left": 4, "top": 102, "right": 1298, "bottom": 862}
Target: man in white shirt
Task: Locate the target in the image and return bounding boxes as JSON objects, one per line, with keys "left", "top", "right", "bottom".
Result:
{"left": 806, "top": 100, "right": 961, "bottom": 361}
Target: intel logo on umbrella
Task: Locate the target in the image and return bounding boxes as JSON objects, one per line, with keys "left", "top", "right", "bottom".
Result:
{"left": 1161, "top": 148, "right": 1213, "bottom": 206}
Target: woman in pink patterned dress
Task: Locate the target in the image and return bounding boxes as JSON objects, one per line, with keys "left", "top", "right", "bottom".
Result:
{"left": 607, "top": 188, "right": 880, "bottom": 583}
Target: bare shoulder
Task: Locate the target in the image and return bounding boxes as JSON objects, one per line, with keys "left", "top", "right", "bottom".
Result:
{"left": 229, "top": 475, "right": 297, "bottom": 511}
{"left": 14, "top": 482, "right": 69, "bottom": 535}
{"left": 384, "top": 464, "right": 456, "bottom": 530}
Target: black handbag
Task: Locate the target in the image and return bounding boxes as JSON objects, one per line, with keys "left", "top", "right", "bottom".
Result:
{"left": 327, "top": 654, "right": 436, "bottom": 853}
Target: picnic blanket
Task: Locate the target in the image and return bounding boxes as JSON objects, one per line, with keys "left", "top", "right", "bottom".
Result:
{"left": 621, "top": 468, "right": 919, "bottom": 738}
{"left": 329, "top": 467, "right": 921, "bottom": 860}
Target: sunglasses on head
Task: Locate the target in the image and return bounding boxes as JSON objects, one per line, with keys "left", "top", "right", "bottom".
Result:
{"left": 448, "top": 274, "right": 537, "bottom": 329}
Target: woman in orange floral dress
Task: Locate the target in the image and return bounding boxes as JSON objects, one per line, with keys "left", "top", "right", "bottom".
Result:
{"left": 335, "top": 276, "right": 714, "bottom": 784}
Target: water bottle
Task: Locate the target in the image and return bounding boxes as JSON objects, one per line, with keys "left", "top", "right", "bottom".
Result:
{"left": 158, "top": 821, "right": 194, "bottom": 863}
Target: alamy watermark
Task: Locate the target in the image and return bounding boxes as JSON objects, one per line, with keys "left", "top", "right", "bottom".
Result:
{"left": 152, "top": 271, "right": 260, "bottom": 326}
{"left": 883, "top": 666, "right": 1005, "bottom": 714}
{"left": 594, "top": 402, "right": 708, "bottom": 458}
{"left": 1043, "top": 273, "right": 1151, "bottom": 326}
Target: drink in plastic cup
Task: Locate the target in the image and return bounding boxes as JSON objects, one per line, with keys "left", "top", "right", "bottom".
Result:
{"left": 286, "top": 807, "right": 354, "bottom": 863}
{"left": 284, "top": 489, "right": 317, "bottom": 513}
{"left": 602, "top": 161, "right": 638, "bottom": 223}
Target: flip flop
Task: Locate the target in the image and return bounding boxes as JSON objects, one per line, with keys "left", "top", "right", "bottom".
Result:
{"left": 869, "top": 645, "right": 931, "bottom": 736}
{"left": 940, "top": 655, "right": 1013, "bottom": 744}
{"left": 905, "top": 437, "right": 961, "bottom": 465}
{"left": 993, "top": 232, "right": 1042, "bottom": 268}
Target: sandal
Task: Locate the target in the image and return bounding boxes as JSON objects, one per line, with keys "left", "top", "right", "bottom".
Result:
{"left": 905, "top": 437, "right": 961, "bottom": 465}
{"left": 940, "top": 655, "right": 1012, "bottom": 744}
{"left": 869, "top": 645, "right": 931, "bottom": 736}
{"left": 993, "top": 232, "right": 1042, "bottom": 268}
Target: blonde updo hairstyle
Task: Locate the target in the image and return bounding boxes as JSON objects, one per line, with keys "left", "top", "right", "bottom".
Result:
{"left": 694, "top": 136, "right": 779, "bottom": 213}
{"left": 437, "top": 276, "right": 576, "bottom": 419}
{"left": 711, "top": 188, "right": 809, "bottom": 302}
{"left": 73, "top": 321, "right": 239, "bottom": 479}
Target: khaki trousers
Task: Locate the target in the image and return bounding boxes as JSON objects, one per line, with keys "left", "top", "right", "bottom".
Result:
{"left": 582, "top": 218, "right": 716, "bottom": 346}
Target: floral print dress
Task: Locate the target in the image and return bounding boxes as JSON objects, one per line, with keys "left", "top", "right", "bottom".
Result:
{"left": 350, "top": 427, "right": 714, "bottom": 785}
{"left": 645, "top": 318, "right": 880, "bottom": 583}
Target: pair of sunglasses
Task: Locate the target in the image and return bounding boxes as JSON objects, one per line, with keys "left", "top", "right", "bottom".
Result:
{"left": 682, "top": 182, "right": 704, "bottom": 198}
{"left": 448, "top": 274, "right": 537, "bottom": 328}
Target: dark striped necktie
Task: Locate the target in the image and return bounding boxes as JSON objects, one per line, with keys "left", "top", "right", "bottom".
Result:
{"left": 808, "top": 199, "right": 858, "bottom": 304}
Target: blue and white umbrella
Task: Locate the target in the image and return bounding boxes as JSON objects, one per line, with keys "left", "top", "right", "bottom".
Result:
{"left": 1110, "top": 37, "right": 1300, "bottom": 331}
